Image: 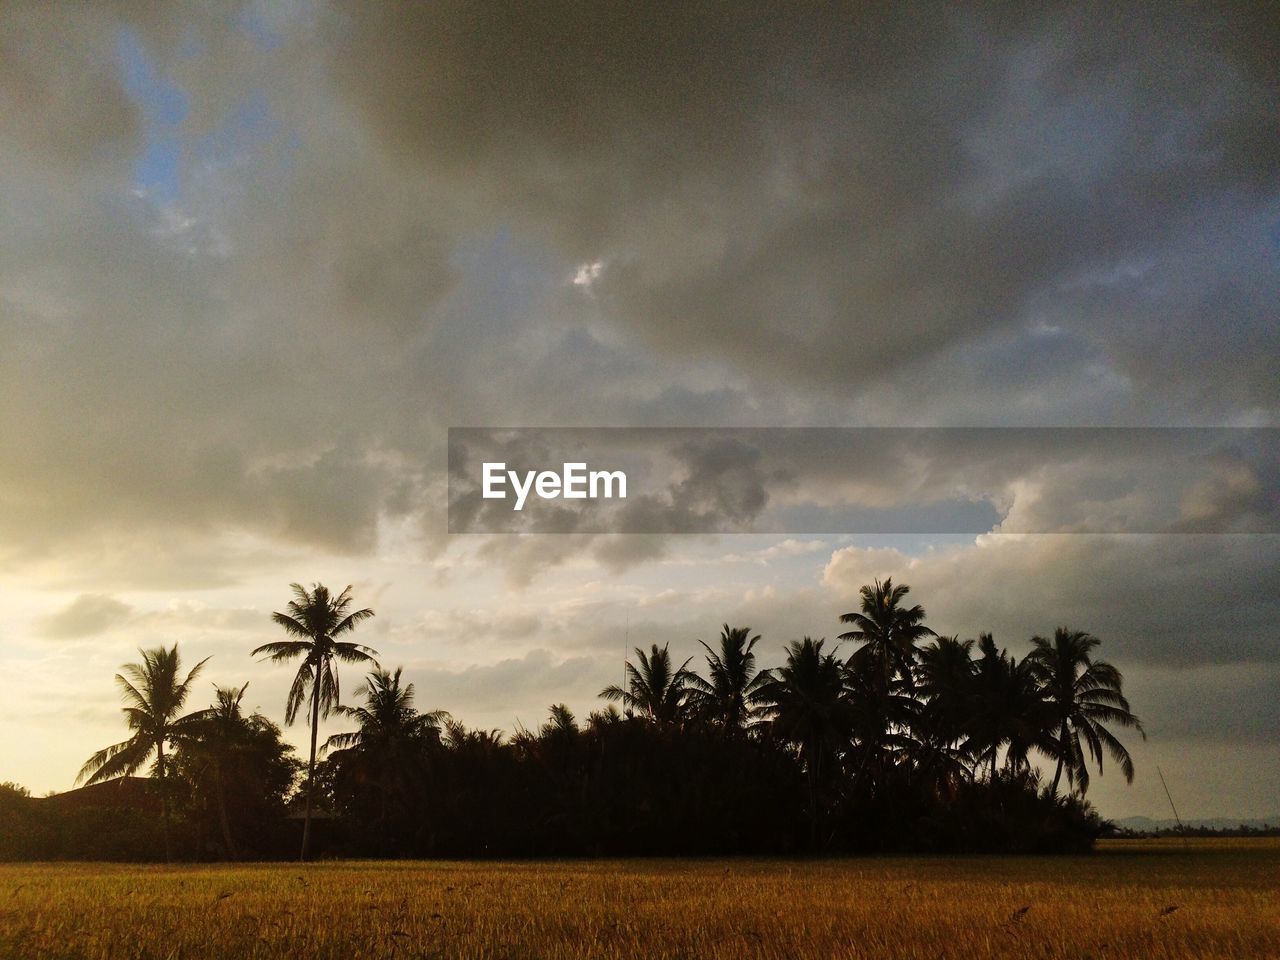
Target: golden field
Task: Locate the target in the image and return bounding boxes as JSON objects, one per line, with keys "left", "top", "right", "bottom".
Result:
{"left": 1, "top": 839, "right": 1276, "bottom": 959}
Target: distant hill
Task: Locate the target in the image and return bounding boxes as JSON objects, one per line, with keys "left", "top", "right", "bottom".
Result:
{"left": 1116, "top": 815, "right": 1279, "bottom": 831}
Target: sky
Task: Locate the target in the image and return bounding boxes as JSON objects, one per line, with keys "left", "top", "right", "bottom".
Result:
{"left": 0, "top": 1, "right": 1277, "bottom": 820}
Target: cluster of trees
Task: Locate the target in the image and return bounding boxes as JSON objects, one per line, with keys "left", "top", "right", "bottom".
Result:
{"left": 6, "top": 579, "right": 1145, "bottom": 861}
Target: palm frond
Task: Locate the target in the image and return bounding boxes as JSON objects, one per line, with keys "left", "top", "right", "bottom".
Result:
{"left": 284, "top": 663, "right": 313, "bottom": 725}
{"left": 78, "top": 735, "right": 150, "bottom": 786}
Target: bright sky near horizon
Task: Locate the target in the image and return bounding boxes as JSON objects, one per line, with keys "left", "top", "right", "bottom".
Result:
{"left": 0, "top": 2, "right": 1277, "bottom": 821}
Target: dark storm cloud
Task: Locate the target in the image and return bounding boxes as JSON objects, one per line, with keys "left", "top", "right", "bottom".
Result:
{"left": 329, "top": 1, "right": 1280, "bottom": 411}
{"left": 0, "top": 3, "right": 139, "bottom": 175}
{"left": 822, "top": 534, "right": 1280, "bottom": 667}
{"left": 1129, "top": 664, "right": 1280, "bottom": 744}
{"left": 1, "top": 1, "right": 1276, "bottom": 578}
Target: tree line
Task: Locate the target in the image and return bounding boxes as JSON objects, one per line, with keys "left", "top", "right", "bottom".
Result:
{"left": 3, "top": 579, "right": 1144, "bottom": 861}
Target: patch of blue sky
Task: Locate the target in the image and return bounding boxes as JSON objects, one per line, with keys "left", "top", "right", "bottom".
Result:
{"left": 193, "top": 89, "right": 281, "bottom": 169}
{"left": 116, "top": 25, "right": 292, "bottom": 207}
{"left": 116, "top": 27, "right": 187, "bottom": 203}
{"left": 770, "top": 498, "right": 1002, "bottom": 537}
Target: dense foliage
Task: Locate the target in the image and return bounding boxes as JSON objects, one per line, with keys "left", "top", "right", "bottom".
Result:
{"left": 5, "top": 579, "right": 1144, "bottom": 860}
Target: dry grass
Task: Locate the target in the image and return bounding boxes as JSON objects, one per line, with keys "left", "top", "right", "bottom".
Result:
{"left": 1, "top": 838, "right": 1276, "bottom": 959}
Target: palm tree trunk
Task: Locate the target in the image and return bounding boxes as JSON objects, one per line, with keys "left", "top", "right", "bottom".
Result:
{"left": 214, "top": 762, "right": 238, "bottom": 861}
{"left": 301, "top": 672, "right": 322, "bottom": 861}
{"left": 1050, "top": 721, "right": 1068, "bottom": 796}
{"left": 156, "top": 739, "right": 172, "bottom": 862}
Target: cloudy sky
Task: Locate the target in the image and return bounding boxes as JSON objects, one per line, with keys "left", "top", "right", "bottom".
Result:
{"left": 1, "top": 2, "right": 1276, "bottom": 819}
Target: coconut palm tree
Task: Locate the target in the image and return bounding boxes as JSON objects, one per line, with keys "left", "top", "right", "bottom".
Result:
{"left": 837, "top": 578, "right": 936, "bottom": 691}
{"left": 78, "top": 644, "right": 211, "bottom": 861}
{"left": 600, "top": 643, "right": 694, "bottom": 724}
{"left": 1028, "top": 627, "right": 1145, "bottom": 795}
{"left": 837, "top": 579, "right": 935, "bottom": 789}
{"left": 915, "top": 635, "right": 978, "bottom": 762}
{"left": 325, "top": 667, "right": 446, "bottom": 758}
{"left": 685, "top": 625, "right": 773, "bottom": 729}
{"left": 964, "top": 634, "right": 1059, "bottom": 780}
{"left": 324, "top": 668, "right": 446, "bottom": 833}
{"left": 252, "top": 583, "right": 377, "bottom": 860}
{"left": 190, "top": 682, "right": 252, "bottom": 860}
{"left": 841, "top": 651, "right": 927, "bottom": 790}
{"left": 543, "top": 703, "right": 579, "bottom": 737}
{"left": 757, "top": 637, "right": 848, "bottom": 849}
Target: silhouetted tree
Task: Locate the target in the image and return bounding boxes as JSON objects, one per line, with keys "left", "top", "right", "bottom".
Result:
{"left": 543, "top": 703, "right": 579, "bottom": 736}
{"left": 964, "top": 634, "right": 1059, "bottom": 779}
{"left": 193, "top": 683, "right": 250, "bottom": 859}
{"left": 1028, "top": 627, "right": 1144, "bottom": 795}
{"left": 838, "top": 577, "right": 936, "bottom": 691}
{"left": 758, "top": 638, "right": 848, "bottom": 849}
{"left": 78, "top": 644, "right": 210, "bottom": 860}
{"left": 174, "top": 685, "right": 300, "bottom": 860}
{"left": 325, "top": 667, "right": 446, "bottom": 849}
{"left": 600, "top": 643, "right": 694, "bottom": 724}
{"left": 252, "top": 583, "right": 377, "bottom": 860}
{"left": 914, "top": 635, "right": 979, "bottom": 781}
{"left": 686, "top": 625, "right": 773, "bottom": 730}
{"left": 841, "top": 652, "right": 922, "bottom": 792}
{"left": 55, "top": 577, "right": 1138, "bottom": 860}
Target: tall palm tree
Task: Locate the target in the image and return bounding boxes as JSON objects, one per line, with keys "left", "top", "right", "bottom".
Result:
{"left": 600, "top": 643, "right": 694, "bottom": 724}
{"left": 838, "top": 580, "right": 935, "bottom": 788}
{"left": 757, "top": 638, "right": 848, "bottom": 849}
{"left": 685, "top": 625, "right": 773, "bottom": 729}
{"left": 1028, "top": 627, "right": 1145, "bottom": 795}
{"left": 838, "top": 578, "right": 936, "bottom": 691}
{"left": 78, "top": 644, "right": 211, "bottom": 861}
{"left": 252, "top": 583, "right": 377, "bottom": 860}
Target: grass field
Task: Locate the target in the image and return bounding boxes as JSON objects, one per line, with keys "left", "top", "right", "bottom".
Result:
{"left": 1, "top": 839, "right": 1276, "bottom": 959}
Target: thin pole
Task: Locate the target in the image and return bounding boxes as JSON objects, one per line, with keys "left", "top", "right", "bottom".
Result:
{"left": 1156, "top": 765, "right": 1183, "bottom": 831}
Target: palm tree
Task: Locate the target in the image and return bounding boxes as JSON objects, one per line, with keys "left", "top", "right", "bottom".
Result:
{"left": 543, "top": 703, "right": 579, "bottom": 737}
{"left": 252, "top": 583, "right": 377, "bottom": 860}
{"left": 965, "top": 634, "right": 1059, "bottom": 780}
{"left": 685, "top": 625, "right": 773, "bottom": 729}
{"left": 192, "top": 682, "right": 252, "bottom": 860}
{"left": 78, "top": 644, "right": 211, "bottom": 861}
{"left": 1028, "top": 627, "right": 1145, "bottom": 795}
{"left": 842, "top": 651, "right": 926, "bottom": 789}
{"left": 325, "top": 668, "right": 446, "bottom": 757}
{"left": 838, "top": 580, "right": 935, "bottom": 788}
{"left": 600, "top": 643, "right": 694, "bottom": 724}
{"left": 325, "top": 668, "right": 446, "bottom": 833}
{"left": 915, "top": 635, "right": 978, "bottom": 765}
{"left": 757, "top": 638, "right": 848, "bottom": 849}
{"left": 838, "top": 578, "right": 936, "bottom": 691}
